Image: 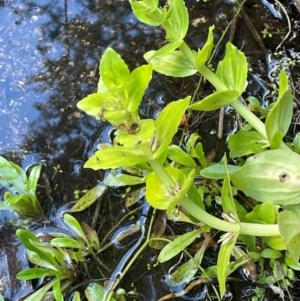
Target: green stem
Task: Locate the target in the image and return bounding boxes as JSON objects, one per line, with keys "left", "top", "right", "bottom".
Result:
{"left": 180, "top": 197, "right": 280, "bottom": 237}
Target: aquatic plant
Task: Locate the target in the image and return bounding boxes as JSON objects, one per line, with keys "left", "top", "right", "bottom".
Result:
{"left": 0, "top": 155, "right": 43, "bottom": 218}
{"left": 76, "top": 0, "right": 300, "bottom": 298}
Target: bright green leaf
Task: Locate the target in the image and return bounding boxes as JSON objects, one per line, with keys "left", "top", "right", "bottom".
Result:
{"left": 158, "top": 228, "right": 202, "bottom": 262}
{"left": 188, "top": 90, "right": 240, "bottom": 111}
{"left": 17, "top": 268, "right": 57, "bottom": 280}
{"left": 146, "top": 167, "right": 185, "bottom": 210}
{"left": 129, "top": 0, "right": 165, "bottom": 26}
{"left": 167, "top": 145, "right": 198, "bottom": 168}
{"left": 215, "top": 43, "right": 248, "bottom": 94}
{"left": 163, "top": 0, "right": 189, "bottom": 41}
{"left": 50, "top": 237, "right": 85, "bottom": 249}
{"left": 77, "top": 93, "right": 107, "bottom": 119}
{"left": 146, "top": 40, "right": 183, "bottom": 61}
{"left": 84, "top": 145, "right": 148, "bottom": 170}
{"left": 100, "top": 48, "right": 130, "bottom": 89}
{"left": 127, "top": 64, "right": 153, "bottom": 112}
{"left": 197, "top": 25, "right": 215, "bottom": 69}
{"left": 114, "top": 119, "right": 155, "bottom": 148}
{"left": 63, "top": 214, "right": 89, "bottom": 245}
{"left": 154, "top": 96, "right": 190, "bottom": 158}
{"left": 21, "top": 278, "right": 56, "bottom": 301}
{"left": 144, "top": 50, "right": 197, "bottom": 77}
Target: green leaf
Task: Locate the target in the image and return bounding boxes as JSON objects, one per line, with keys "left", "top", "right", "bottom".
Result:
{"left": 154, "top": 96, "right": 190, "bottom": 158}
{"left": 293, "top": 133, "right": 300, "bottom": 154}
{"left": 16, "top": 229, "right": 58, "bottom": 268}
{"left": 100, "top": 48, "right": 130, "bottom": 89}
{"left": 217, "top": 233, "right": 238, "bottom": 298}
{"left": 230, "top": 149, "right": 300, "bottom": 205}
{"left": 197, "top": 25, "right": 215, "bottom": 69}
{"left": 228, "top": 130, "right": 267, "bottom": 158}
{"left": 144, "top": 50, "right": 197, "bottom": 77}
{"left": 129, "top": 0, "right": 165, "bottom": 27}
{"left": 84, "top": 145, "right": 148, "bottom": 170}
{"left": 68, "top": 184, "right": 107, "bottom": 213}
{"left": 200, "top": 164, "right": 240, "bottom": 179}
{"left": 17, "top": 268, "right": 57, "bottom": 280}
{"left": 77, "top": 93, "right": 107, "bottom": 119}
{"left": 127, "top": 64, "right": 152, "bottom": 112}
{"left": 104, "top": 173, "right": 144, "bottom": 187}
{"left": 258, "top": 200, "right": 277, "bottom": 224}
{"left": 188, "top": 90, "right": 240, "bottom": 111}
{"left": 265, "top": 70, "right": 293, "bottom": 147}
{"left": 260, "top": 248, "right": 282, "bottom": 259}
{"left": 146, "top": 167, "right": 186, "bottom": 210}
{"left": 163, "top": 0, "right": 189, "bottom": 41}
{"left": 167, "top": 145, "right": 198, "bottom": 168}
{"left": 221, "top": 157, "right": 239, "bottom": 218}
{"left": 53, "top": 278, "right": 64, "bottom": 301}
{"left": 114, "top": 119, "right": 155, "bottom": 148}
{"left": 27, "top": 165, "right": 42, "bottom": 192}
{"left": 51, "top": 237, "right": 85, "bottom": 249}
{"left": 278, "top": 211, "right": 300, "bottom": 261}
{"left": 85, "top": 283, "right": 118, "bottom": 301}
{"left": 215, "top": 42, "right": 248, "bottom": 94}
{"left": 63, "top": 214, "right": 89, "bottom": 245}
{"left": 166, "top": 169, "right": 195, "bottom": 215}
{"left": 158, "top": 228, "right": 202, "bottom": 262}
{"left": 146, "top": 40, "right": 183, "bottom": 61}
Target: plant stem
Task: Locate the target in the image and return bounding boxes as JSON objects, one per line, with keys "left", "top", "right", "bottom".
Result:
{"left": 180, "top": 197, "right": 280, "bottom": 237}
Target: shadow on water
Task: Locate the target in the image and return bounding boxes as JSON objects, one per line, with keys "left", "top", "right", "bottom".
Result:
{"left": 1, "top": 0, "right": 300, "bottom": 300}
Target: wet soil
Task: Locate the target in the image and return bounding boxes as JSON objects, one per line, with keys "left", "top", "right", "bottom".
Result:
{"left": 1, "top": 0, "right": 300, "bottom": 300}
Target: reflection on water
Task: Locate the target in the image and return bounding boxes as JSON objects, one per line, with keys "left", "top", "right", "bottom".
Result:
{"left": 0, "top": 0, "right": 162, "bottom": 156}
